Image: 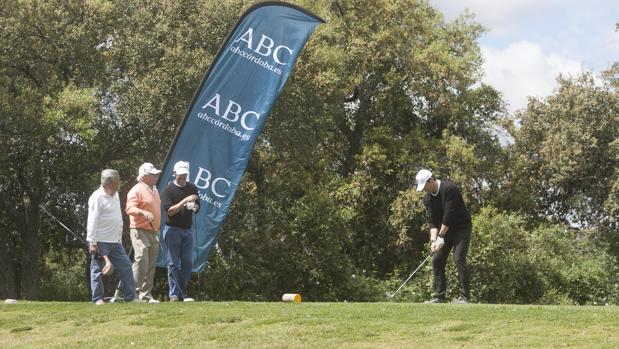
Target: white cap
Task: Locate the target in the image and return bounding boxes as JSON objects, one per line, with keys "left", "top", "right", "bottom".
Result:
{"left": 173, "top": 161, "right": 190, "bottom": 175}
{"left": 139, "top": 162, "right": 161, "bottom": 176}
{"left": 415, "top": 169, "right": 432, "bottom": 192}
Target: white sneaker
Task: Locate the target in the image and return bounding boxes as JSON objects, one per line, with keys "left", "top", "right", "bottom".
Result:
{"left": 148, "top": 299, "right": 160, "bottom": 303}
{"left": 183, "top": 297, "right": 195, "bottom": 302}
{"left": 95, "top": 299, "right": 105, "bottom": 305}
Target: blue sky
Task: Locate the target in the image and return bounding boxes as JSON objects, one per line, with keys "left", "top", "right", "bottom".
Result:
{"left": 430, "top": 0, "right": 619, "bottom": 112}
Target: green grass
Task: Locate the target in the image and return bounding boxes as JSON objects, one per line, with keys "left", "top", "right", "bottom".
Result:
{"left": 1, "top": 301, "right": 618, "bottom": 348}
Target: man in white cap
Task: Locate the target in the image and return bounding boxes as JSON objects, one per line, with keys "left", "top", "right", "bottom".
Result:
{"left": 415, "top": 169, "right": 472, "bottom": 304}
{"left": 125, "top": 162, "right": 162, "bottom": 303}
{"left": 161, "top": 160, "right": 200, "bottom": 302}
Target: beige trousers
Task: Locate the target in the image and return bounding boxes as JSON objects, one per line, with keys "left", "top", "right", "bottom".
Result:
{"left": 130, "top": 228, "right": 160, "bottom": 300}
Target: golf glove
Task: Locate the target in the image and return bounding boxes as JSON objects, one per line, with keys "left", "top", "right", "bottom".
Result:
{"left": 185, "top": 201, "right": 198, "bottom": 213}
{"left": 435, "top": 236, "right": 445, "bottom": 250}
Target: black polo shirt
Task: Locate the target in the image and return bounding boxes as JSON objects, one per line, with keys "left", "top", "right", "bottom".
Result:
{"left": 161, "top": 181, "right": 200, "bottom": 229}
{"left": 422, "top": 180, "right": 471, "bottom": 231}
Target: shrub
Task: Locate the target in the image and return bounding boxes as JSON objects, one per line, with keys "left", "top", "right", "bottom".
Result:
{"left": 468, "top": 207, "right": 544, "bottom": 303}
{"left": 529, "top": 226, "right": 618, "bottom": 305}
{"left": 40, "top": 249, "right": 89, "bottom": 301}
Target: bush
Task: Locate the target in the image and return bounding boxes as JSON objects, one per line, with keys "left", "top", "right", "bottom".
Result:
{"left": 340, "top": 274, "right": 386, "bottom": 302}
{"left": 40, "top": 249, "right": 90, "bottom": 301}
{"left": 529, "top": 226, "right": 618, "bottom": 305}
{"left": 468, "top": 207, "right": 544, "bottom": 303}
{"left": 383, "top": 262, "right": 434, "bottom": 302}
{"left": 203, "top": 186, "right": 360, "bottom": 302}
{"left": 468, "top": 207, "right": 619, "bottom": 305}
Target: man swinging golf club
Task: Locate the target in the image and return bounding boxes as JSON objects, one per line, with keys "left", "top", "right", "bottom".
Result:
{"left": 416, "top": 169, "right": 472, "bottom": 304}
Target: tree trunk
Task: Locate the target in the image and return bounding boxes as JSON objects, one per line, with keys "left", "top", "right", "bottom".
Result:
{"left": 0, "top": 234, "right": 17, "bottom": 298}
{"left": 20, "top": 192, "right": 41, "bottom": 300}
{"left": 339, "top": 95, "right": 369, "bottom": 178}
{"left": 247, "top": 151, "right": 266, "bottom": 228}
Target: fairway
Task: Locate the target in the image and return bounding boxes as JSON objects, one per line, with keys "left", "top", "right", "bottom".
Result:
{"left": 1, "top": 302, "right": 618, "bottom": 348}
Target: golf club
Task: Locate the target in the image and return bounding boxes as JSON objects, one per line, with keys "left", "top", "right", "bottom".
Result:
{"left": 386, "top": 252, "right": 433, "bottom": 298}
{"left": 40, "top": 205, "right": 87, "bottom": 244}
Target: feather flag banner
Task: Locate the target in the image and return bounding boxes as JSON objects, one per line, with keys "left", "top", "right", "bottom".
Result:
{"left": 156, "top": 3, "right": 324, "bottom": 271}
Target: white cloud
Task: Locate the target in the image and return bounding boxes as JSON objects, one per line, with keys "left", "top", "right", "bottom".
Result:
{"left": 481, "top": 41, "right": 583, "bottom": 111}
{"left": 431, "top": 0, "right": 560, "bottom": 35}
{"left": 429, "top": 0, "right": 616, "bottom": 111}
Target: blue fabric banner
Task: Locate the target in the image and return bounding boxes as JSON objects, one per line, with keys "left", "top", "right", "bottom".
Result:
{"left": 156, "top": 3, "right": 324, "bottom": 271}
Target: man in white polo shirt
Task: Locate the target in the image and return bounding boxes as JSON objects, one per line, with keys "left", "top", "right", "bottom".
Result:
{"left": 87, "top": 169, "right": 136, "bottom": 304}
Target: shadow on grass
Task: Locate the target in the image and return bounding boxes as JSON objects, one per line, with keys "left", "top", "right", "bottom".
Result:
{"left": 10, "top": 326, "right": 33, "bottom": 333}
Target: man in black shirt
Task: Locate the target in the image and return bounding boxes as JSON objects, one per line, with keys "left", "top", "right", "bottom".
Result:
{"left": 416, "top": 169, "right": 471, "bottom": 304}
{"left": 161, "top": 160, "right": 200, "bottom": 302}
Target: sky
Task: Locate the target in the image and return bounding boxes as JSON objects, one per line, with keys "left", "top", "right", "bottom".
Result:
{"left": 430, "top": 0, "right": 619, "bottom": 112}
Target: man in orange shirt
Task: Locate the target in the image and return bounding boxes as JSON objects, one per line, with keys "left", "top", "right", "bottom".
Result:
{"left": 126, "top": 162, "right": 162, "bottom": 303}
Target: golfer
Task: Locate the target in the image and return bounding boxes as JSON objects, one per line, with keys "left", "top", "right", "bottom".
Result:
{"left": 126, "top": 162, "right": 162, "bottom": 303}
{"left": 87, "top": 169, "right": 137, "bottom": 305}
{"left": 416, "top": 169, "right": 471, "bottom": 304}
{"left": 161, "top": 161, "right": 200, "bottom": 302}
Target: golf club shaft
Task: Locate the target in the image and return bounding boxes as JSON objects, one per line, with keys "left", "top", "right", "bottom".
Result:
{"left": 391, "top": 253, "right": 433, "bottom": 297}
{"left": 40, "top": 205, "right": 87, "bottom": 244}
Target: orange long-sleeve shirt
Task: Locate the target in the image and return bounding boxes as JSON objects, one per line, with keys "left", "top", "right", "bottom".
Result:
{"left": 126, "top": 182, "right": 161, "bottom": 232}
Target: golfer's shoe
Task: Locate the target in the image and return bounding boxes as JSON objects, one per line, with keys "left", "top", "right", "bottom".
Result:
{"left": 94, "top": 299, "right": 105, "bottom": 305}
{"left": 424, "top": 297, "right": 447, "bottom": 304}
{"left": 169, "top": 296, "right": 180, "bottom": 302}
{"left": 453, "top": 296, "right": 469, "bottom": 304}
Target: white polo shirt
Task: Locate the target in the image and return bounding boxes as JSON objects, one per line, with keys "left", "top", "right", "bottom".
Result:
{"left": 86, "top": 187, "right": 123, "bottom": 244}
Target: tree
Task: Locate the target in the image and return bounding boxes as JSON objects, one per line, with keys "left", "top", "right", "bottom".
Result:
{"left": 0, "top": 0, "right": 115, "bottom": 299}
{"left": 283, "top": 0, "right": 504, "bottom": 277}
{"left": 509, "top": 71, "right": 619, "bottom": 232}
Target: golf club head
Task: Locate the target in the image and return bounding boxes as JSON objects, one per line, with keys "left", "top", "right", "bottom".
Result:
{"left": 385, "top": 291, "right": 395, "bottom": 298}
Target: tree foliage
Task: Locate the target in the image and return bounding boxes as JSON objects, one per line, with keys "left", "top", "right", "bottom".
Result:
{"left": 0, "top": 0, "right": 114, "bottom": 299}
{"left": 508, "top": 70, "right": 619, "bottom": 258}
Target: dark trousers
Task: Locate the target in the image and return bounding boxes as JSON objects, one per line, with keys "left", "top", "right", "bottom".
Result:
{"left": 163, "top": 224, "right": 194, "bottom": 300}
{"left": 432, "top": 224, "right": 471, "bottom": 299}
